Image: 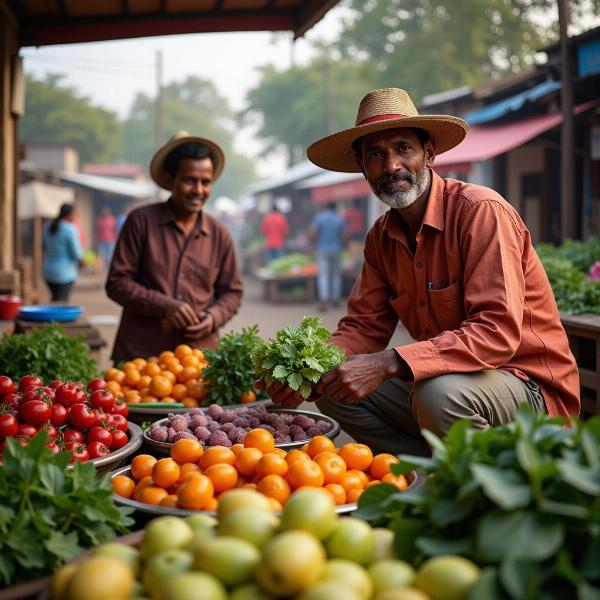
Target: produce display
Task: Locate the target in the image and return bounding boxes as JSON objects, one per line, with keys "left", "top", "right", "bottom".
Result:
{"left": 104, "top": 345, "right": 209, "bottom": 407}
{"left": 0, "top": 323, "right": 98, "bottom": 383}
{"left": 0, "top": 374, "right": 130, "bottom": 460}
{"left": 252, "top": 316, "right": 346, "bottom": 399}
{"left": 356, "top": 406, "right": 600, "bottom": 599}
{"left": 0, "top": 432, "right": 133, "bottom": 588}
{"left": 114, "top": 431, "right": 409, "bottom": 511}
{"left": 146, "top": 403, "right": 333, "bottom": 446}
{"left": 51, "top": 488, "right": 479, "bottom": 599}
{"left": 266, "top": 252, "right": 317, "bottom": 275}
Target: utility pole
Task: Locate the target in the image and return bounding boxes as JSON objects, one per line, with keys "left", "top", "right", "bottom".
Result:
{"left": 558, "top": 0, "right": 576, "bottom": 241}
{"left": 155, "top": 50, "right": 165, "bottom": 149}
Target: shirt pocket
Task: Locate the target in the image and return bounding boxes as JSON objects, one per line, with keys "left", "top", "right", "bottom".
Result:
{"left": 428, "top": 281, "right": 466, "bottom": 332}
{"left": 389, "top": 291, "right": 411, "bottom": 322}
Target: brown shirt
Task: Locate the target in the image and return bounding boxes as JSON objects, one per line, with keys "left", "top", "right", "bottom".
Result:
{"left": 331, "top": 171, "right": 580, "bottom": 417}
{"left": 106, "top": 201, "right": 243, "bottom": 361}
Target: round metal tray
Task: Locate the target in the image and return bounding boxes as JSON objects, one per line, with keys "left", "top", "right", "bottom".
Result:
{"left": 142, "top": 407, "right": 341, "bottom": 455}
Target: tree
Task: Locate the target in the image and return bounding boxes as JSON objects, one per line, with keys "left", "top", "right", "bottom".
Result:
{"left": 120, "top": 76, "right": 256, "bottom": 199}
{"left": 21, "top": 74, "right": 120, "bottom": 163}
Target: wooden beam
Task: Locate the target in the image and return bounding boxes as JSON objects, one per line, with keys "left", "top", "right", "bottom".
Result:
{"left": 295, "top": 0, "right": 339, "bottom": 39}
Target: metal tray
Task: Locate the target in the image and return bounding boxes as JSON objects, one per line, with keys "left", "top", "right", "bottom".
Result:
{"left": 142, "top": 407, "right": 341, "bottom": 455}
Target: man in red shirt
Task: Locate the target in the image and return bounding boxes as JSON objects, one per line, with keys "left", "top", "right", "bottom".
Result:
{"left": 260, "top": 204, "right": 289, "bottom": 263}
{"left": 262, "top": 88, "right": 579, "bottom": 456}
{"left": 95, "top": 206, "right": 117, "bottom": 271}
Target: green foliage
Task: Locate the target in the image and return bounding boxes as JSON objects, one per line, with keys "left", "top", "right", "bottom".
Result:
{"left": 0, "top": 432, "right": 133, "bottom": 586}
{"left": 266, "top": 252, "right": 314, "bottom": 274}
{"left": 252, "top": 316, "right": 346, "bottom": 399}
{"left": 22, "top": 74, "right": 120, "bottom": 163}
{"left": 355, "top": 406, "right": 600, "bottom": 599}
{"left": 202, "top": 325, "right": 264, "bottom": 406}
{"left": 0, "top": 323, "right": 99, "bottom": 382}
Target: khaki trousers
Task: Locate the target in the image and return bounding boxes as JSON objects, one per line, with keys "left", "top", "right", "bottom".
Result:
{"left": 316, "top": 370, "right": 546, "bottom": 457}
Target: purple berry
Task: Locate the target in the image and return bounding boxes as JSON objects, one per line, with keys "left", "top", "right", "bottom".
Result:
{"left": 207, "top": 404, "right": 224, "bottom": 420}
{"left": 194, "top": 426, "right": 211, "bottom": 442}
{"left": 190, "top": 414, "right": 209, "bottom": 429}
{"left": 208, "top": 430, "right": 232, "bottom": 447}
{"left": 149, "top": 425, "right": 168, "bottom": 442}
{"left": 317, "top": 420, "right": 333, "bottom": 433}
{"left": 170, "top": 416, "right": 188, "bottom": 432}
{"left": 173, "top": 431, "right": 196, "bottom": 442}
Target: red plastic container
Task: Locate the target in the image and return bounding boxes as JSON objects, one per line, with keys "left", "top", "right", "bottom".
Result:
{"left": 0, "top": 295, "right": 22, "bottom": 320}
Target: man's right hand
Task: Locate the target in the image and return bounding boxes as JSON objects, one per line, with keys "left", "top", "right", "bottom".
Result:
{"left": 255, "top": 378, "right": 321, "bottom": 409}
{"left": 165, "top": 301, "right": 199, "bottom": 330}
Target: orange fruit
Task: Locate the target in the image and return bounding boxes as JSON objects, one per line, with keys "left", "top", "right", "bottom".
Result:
{"left": 272, "top": 447, "right": 287, "bottom": 459}
{"left": 152, "top": 458, "right": 181, "bottom": 489}
{"left": 339, "top": 471, "right": 364, "bottom": 493}
{"left": 323, "top": 482, "right": 347, "bottom": 505}
{"left": 163, "top": 356, "right": 181, "bottom": 372}
{"left": 179, "top": 366, "right": 200, "bottom": 383}
{"left": 240, "top": 390, "right": 256, "bottom": 404}
{"left": 161, "top": 370, "right": 177, "bottom": 385}
{"left": 171, "top": 438, "right": 204, "bottom": 465}
{"left": 160, "top": 396, "right": 176, "bottom": 404}
{"left": 286, "top": 459, "right": 325, "bottom": 489}
{"left": 381, "top": 473, "right": 408, "bottom": 491}
{"left": 186, "top": 380, "right": 207, "bottom": 400}
{"left": 267, "top": 497, "right": 283, "bottom": 512}
{"left": 136, "top": 486, "right": 169, "bottom": 506}
{"left": 369, "top": 453, "right": 400, "bottom": 480}
{"left": 338, "top": 443, "right": 373, "bottom": 471}
{"left": 137, "top": 374, "right": 152, "bottom": 390}
{"left": 105, "top": 380, "right": 122, "bottom": 394}
{"left": 147, "top": 356, "right": 159, "bottom": 364}
{"left": 132, "top": 357, "right": 147, "bottom": 370}
{"left": 348, "top": 469, "right": 370, "bottom": 487}
{"left": 235, "top": 447, "right": 263, "bottom": 477}
{"left": 179, "top": 463, "right": 202, "bottom": 479}
{"left": 149, "top": 375, "right": 173, "bottom": 399}
{"left": 159, "top": 351, "right": 176, "bottom": 363}
{"left": 133, "top": 476, "right": 155, "bottom": 498}
{"left": 346, "top": 488, "right": 363, "bottom": 503}
{"left": 286, "top": 449, "right": 311, "bottom": 465}
{"left": 112, "top": 475, "right": 135, "bottom": 499}
{"left": 143, "top": 362, "right": 162, "bottom": 377}
{"left": 174, "top": 344, "right": 193, "bottom": 360}
{"left": 192, "top": 349, "right": 205, "bottom": 361}
{"left": 241, "top": 482, "right": 257, "bottom": 491}
{"left": 256, "top": 452, "right": 288, "bottom": 479}
{"left": 244, "top": 429, "right": 275, "bottom": 454}
{"left": 366, "top": 479, "right": 381, "bottom": 488}
{"left": 122, "top": 369, "right": 141, "bottom": 388}
{"left": 231, "top": 443, "right": 245, "bottom": 455}
{"left": 204, "top": 463, "right": 238, "bottom": 493}
{"left": 257, "top": 474, "right": 291, "bottom": 505}
{"left": 306, "top": 435, "right": 336, "bottom": 458}
{"left": 314, "top": 452, "right": 347, "bottom": 484}
{"left": 181, "top": 355, "right": 200, "bottom": 368}
{"left": 171, "top": 383, "right": 188, "bottom": 401}
{"left": 301, "top": 443, "right": 309, "bottom": 453}
{"left": 176, "top": 473, "right": 214, "bottom": 510}
{"left": 199, "top": 446, "right": 236, "bottom": 469}
{"left": 160, "top": 494, "right": 179, "bottom": 508}
{"left": 105, "top": 368, "right": 125, "bottom": 383}
{"left": 141, "top": 394, "right": 159, "bottom": 403}
{"left": 182, "top": 397, "right": 200, "bottom": 408}
{"left": 204, "top": 496, "right": 219, "bottom": 511}
{"left": 124, "top": 390, "right": 141, "bottom": 404}
{"left": 130, "top": 454, "right": 157, "bottom": 481}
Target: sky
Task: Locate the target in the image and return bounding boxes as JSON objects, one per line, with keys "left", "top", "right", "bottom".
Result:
{"left": 20, "top": 5, "right": 348, "bottom": 178}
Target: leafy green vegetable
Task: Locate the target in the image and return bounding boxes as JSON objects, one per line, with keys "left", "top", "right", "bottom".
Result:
{"left": 0, "top": 323, "right": 99, "bottom": 382}
{"left": 252, "top": 316, "right": 346, "bottom": 399}
{"left": 355, "top": 406, "right": 600, "bottom": 599}
{"left": 202, "top": 325, "right": 264, "bottom": 406}
{"left": 266, "top": 252, "right": 314, "bottom": 273}
{"left": 0, "top": 432, "right": 133, "bottom": 587}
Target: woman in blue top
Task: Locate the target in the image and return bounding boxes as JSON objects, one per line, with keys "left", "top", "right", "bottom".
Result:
{"left": 42, "top": 203, "right": 84, "bottom": 301}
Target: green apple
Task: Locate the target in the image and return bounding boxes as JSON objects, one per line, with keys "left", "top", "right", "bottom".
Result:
{"left": 230, "top": 582, "right": 275, "bottom": 600}
{"left": 193, "top": 536, "right": 261, "bottom": 587}
{"left": 142, "top": 549, "right": 193, "bottom": 598}
{"left": 65, "top": 556, "right": 133, "bottom": 600}
{"left": 325, "top": 517, "right": 375, "bottom": 565}
{"left": 416, "top": 555, "right": 480, "bottom": 600}
{"left": 139, "top": 516, "right": 193, "bottom": 559}
{"left": 218, "top": 506, "right": 279, "bottom": 547}
{"left": 371, "top": 528, "right": 396, "bottom": 561}
{"left": 185, "top": 524, "right": 216, "bottom": 554}
{"left": 374, "top": 588, "right": 432, "bottom": 600}
{"left": 93, "top": 542, "right": 141, "bottom": 577}
{"left": 160, "top": 572, "right": 227, "bottom": 600}
{"left": 257, "top": 530, "right": 326, "bottom": 597}
{"left": 369, "top": 559, "right": 416, "bottom": 594}
{"left": 279, "top": 488, "right": 338, "bottom": 540}
{"left": 186, "top": 513, "right": 217, "bottom": 533}
{"left": 321, "top": 559, "right": 373, "bottom": 600}
{"left": 296, "top": 580, "right": 362, "bottom": 600}
{"left": 217, "top": 488, "right": 273, "bottom": 520}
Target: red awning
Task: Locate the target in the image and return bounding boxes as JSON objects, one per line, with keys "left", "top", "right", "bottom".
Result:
{"left": 312, "top": 178, "right": 371, "bottom": 203}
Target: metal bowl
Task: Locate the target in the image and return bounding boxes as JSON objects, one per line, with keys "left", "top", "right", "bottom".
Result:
{"left": 87, "top": 422, "right": 143, "bottom": 476}
{"left": 142, "top": 407, "right": 341, "bottom": 455}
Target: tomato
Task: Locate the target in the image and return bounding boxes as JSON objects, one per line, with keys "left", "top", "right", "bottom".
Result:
{"left": 90, "top": 408, "right": 106, "bottom": 428}
{"left": 46, "top": 442, "right": 61, "bottom": 454}
{"left": 19, "top": 375, "right": 43, "bottom": 392}
{"left": 63, "top": 428, "right": 84, "bottom": 444}
{"left": 20, "top": 400, "right": 51, "bottom": 426}
{"left": 38, "top": 387, "right": 55, "bottom": 400}
{"left": 0, "top": 376, "right": 15, "bottom": 397}
{"left": 73, "top": 382, "right": 85, "bottom": 391}
{"left": 110, "top": 429, "right": 128, "bottom": 450}
{"left": 68, "top": 403, "right": 95, "bottom": 430}
{"left": 54, "top": 383, "right": 80, "bottom": 406}
{"left": 111, "top": 414, "right": 128, "bottom": 432}
{"left": 86, "top": 378, "right": 107, "bottom": 393}
{"left": 2, "top": 393, "right": 21, "bottom": 410}
{"left": 21, "top": 389, "right": 44, "bottom": 404}
{"left": 87, "top": 426, "right": 113, "bottom": 447}
{"left": 66, "top": 441, "right": 89, "bottom": 462}
{"left": 0, "top": 414, "right": 18, "bottom": 440}
{"left": 39, "top": 423, "right": 58, "bottom": 439}
{"left": 87, "top": 441, "right": 111, "bottom": 459}
{"left": 89, "top": 389, "right": 115, "bottom": 413}
{"left": 112, "top": 399, "right": 129, "bottom": 418}
{"left": 17, "top": 423, "right": 37, "bottom": 438}
{"left": 48, "top": 379, "right": 64, "bottom": 390}
{"left": 50, "top": 403, "right": 69, "bottom": 427}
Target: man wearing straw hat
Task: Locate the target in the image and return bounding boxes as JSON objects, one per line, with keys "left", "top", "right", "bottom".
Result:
{"left": 106, "top": 132, "right": 243, "bottom": 362}
{"left": 263, "top": 88, "right": 579, "bottom": 455}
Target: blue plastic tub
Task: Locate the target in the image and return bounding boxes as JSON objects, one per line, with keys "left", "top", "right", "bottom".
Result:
{"left": 18, "top": 305, "right": 84, "bottom": 322}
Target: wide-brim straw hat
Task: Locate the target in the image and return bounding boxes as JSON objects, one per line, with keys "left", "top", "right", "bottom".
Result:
{"left": 307, "top": 88, "right": 469, "bottom": 172}
{"left": 150, "top": 130, "right": 225, "bottom": 189}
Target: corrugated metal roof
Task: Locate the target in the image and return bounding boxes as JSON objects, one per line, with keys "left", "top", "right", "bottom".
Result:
{"left": 296, "top": 170, "right": 362, "bottom": 189}
{"left": 58, "top": 171, "right": 157, "bottom": 198}
{"left": 246, "top": 161, "right": 325, "bottom": 195}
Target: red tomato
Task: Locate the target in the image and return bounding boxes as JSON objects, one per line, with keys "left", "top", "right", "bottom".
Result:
{"left": 48, "top": 379, "right": 64, "bottom": 390}
{"left": 87, "top": 426, "right": 113, "bottom": 447}
{"left": 20, "top": 400, "right": 51, "bottom": 426}
{"left": 89, "top": 389, "right": 115, "bottom": 413}
{"left": 111, "top": 414, "right": 128, "bottom": 432}
{"left": 38, "top": 387, "right": 55, "bottom": 400}
{"left": 68, "top": 403, "right": 95, "bottom": 430}
{"left": 91, "top": 408, "right": 107, "bottom": 428}
{"left": 19, "top": 375, "right": 43, "bottom": 393}
{"left": 3, "top": 393, "right": 21, "bottom": 410}
{"left": 54, "top": 383, "right": 80, "bottom": 406}
{"left": 87, "top": 441, "right": 111, "bottom": 459}
{"left": 66, "top": 441, "right": 89, "bottom": 462}
{"left": 45, "top": 442, "right": 61, "bottom": 454}
{"left": 50, "top": 403, "right": 69, "bottom": 427}
{"left": 17, "top": 423, "right": 37, "bottom": 438}
{"left": 112, "top": 399, "right": 129, "bottom": 418}
{"left": 39, "top": 423, "right": 58, "bottom": 439}
{"left": 0, "top": 414, "right": 18, "bottom": 440}
{"left": 21, "top": 389, "right": 43, "bottom": 404}
{"left": 109, "top": 429, "right": 128, "bottom": 450}
{"left": 86, "top": 378, "right": 107, "bottom": 393}
{"left": 63, "top": 428, "right": 84, "bottom": 444}
{"left": 0, "top": 376, "right": 15, "bottom": 397}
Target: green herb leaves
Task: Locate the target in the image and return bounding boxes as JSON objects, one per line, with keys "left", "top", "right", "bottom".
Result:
{"left": 0, "top": 432, "right": 133, "bottom": 587}
{"left": 252, "top": 317, "right": 346, "bottom": 399}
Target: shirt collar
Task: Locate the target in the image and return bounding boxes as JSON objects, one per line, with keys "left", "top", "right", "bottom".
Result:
{"left": 158, "top": 199, "right": 210, "bottom": 236}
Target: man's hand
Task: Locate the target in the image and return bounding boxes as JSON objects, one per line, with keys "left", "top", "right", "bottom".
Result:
{"left": 165, "top": 301, "right": 199, "bottom": 330}
{"left": 255, "top": 378, "right": 321, "bottom": 409}
{"left": 184, "top": 311, "right": 215, "bottom": 341}
{"left": 315, "top": 349, "right": 411, "bottom": 404}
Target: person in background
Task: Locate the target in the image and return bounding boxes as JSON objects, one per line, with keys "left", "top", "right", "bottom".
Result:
{"left": 260, "top": 203, "right": 289, "bottom": 263}
{"left": 311, "top": 202, "right": 346, "bottom": 311}
{"left": 344, "top": 198, "right": 366, "bottom": 266}
{"left": 106, "top": 131, "right": 243, "bottom": 362}
{"left": 95, "top": 206, "right": 117, "bottom": 271}
{"left": 42, "top": 203, "right": 84, "bottom": 302}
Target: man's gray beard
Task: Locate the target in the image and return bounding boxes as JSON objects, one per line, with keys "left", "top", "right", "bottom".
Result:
{"left": 376, "top": 164, "right": 431, "bottom": 210}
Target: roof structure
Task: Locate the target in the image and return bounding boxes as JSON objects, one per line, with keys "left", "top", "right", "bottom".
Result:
{"left": 58, "top": 170, "right": 157, "bottom": 198}
{"left": 10, "top": 0, "right": 340, "bottom": 46}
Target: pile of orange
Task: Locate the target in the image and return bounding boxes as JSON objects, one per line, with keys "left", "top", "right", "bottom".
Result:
{"left": 112, "top": 429, "right": 409, "bottom": 512}
{"left": 104, "top": 344, "right": 209, "bottom": 408}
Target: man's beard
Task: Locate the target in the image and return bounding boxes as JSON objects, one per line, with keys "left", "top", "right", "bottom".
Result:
{"left": 374, "top": 162, "right": 431, "bottom": 210}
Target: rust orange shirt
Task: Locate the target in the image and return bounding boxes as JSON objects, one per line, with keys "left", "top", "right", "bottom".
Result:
{"left": 331, "top": 171, "right": 580, "bottom": 417}
{"left": 106, "top": 201, "right": 243, "bottom": 361}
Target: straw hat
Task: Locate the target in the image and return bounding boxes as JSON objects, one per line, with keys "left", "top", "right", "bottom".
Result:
{"left": 150, "top": 130, "right": 225, "bottom": 189}
{"left": 307, "top": 88, "right": 469, "bottom": 173}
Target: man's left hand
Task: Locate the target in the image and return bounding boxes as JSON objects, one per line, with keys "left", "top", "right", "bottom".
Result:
{"left": 184, "top": 311, "right": 215, "bottom": 340}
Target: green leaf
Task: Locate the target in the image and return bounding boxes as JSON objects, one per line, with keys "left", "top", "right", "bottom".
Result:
{"left": 515, "top": 439, "right": 540, "bottom": 475}
{"left": 421, "top": 429, "right": 447, "bottom": 458}
{"left": 539, "top": 499, "right": 588, "bottom": 520}
{"left": 39, "top": 464, "right": 65, "bottom": 496}
{"left": 467, "top": 567, "right": 507, "bottom": 600}
{"left": 580, "top": 427, "right": 600, "bottom": 469}
{"left": 416, "top": 535, "right": 473, "bottom": 556}
{"left": 45, "top": 531, "right": 82, "bottom": 562}
{"left": 499, "top": 558, "right": 540, "bottom": 600}
{"left": 580, "top": 535, "right": 600, "bottom": 580}
{"left": 556, "top": 460, "right": 600, "bottom": 495}
{"left": 272, "top": 365, "right": 288, "bottom": 379}
{"left": 471, "top": 464, "right": 531, "bottom": 510}
{"left": 430, "top": 497, "right": 476, "bottom": 527}
{"left": 287, "top": 372, "right": 303, "bottom": 390}
{"left": 577, "top": 581, "right": 600, "bottom": 600}
{"left": 390, "top": 517, "right": 427, "bottom": 562}
{"left": 354, "top": 483, "right": 398, "bottom": 521}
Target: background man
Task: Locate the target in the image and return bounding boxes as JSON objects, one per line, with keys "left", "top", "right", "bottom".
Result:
{"left": 260, "top": 203, "right": 289, "bottom": 263}
{"left": 95, "top": 206, "right": 116, "bottom": 271}
{"left": 106, "top": 131, "right": 243, "bottom": 362}
{"left": 263, "top": 88, "right": 579, "bottom": 455}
